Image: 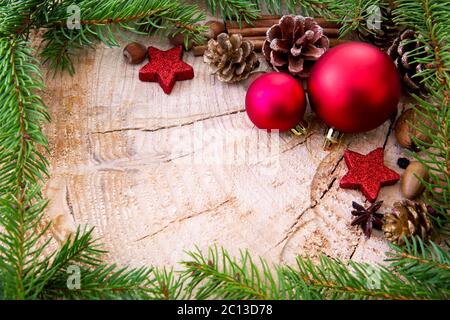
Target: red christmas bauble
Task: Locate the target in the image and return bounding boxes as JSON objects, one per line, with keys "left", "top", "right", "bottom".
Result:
{"left": 308, "top": 42, "right": 401, "bottom": 133}
{"left": 245, "top": 72, "right": 306, "bottom": 131}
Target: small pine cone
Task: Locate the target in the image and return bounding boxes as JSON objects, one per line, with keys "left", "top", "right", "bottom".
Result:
{"left": 262, "top": 15, "right": 329, "bottom": 79}
{"left": 387, "top": 29, "right": 430, "bottom": 95}
{"left": 356, "top": 5, "right": 399, "bottom": 49}
{"left": 203, "top": 33, "right": 259, "bottom": 83}
{"left": 383, "top": 200, "right": 433, "bottom": 245}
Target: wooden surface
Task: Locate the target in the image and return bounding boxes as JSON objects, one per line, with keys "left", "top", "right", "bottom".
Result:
{"left": 41, "top": 34, "right": 408, "bottom": 269}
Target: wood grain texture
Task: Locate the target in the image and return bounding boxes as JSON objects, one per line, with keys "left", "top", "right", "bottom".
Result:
{"left": 41, "top": 33, "right": 409, "bottom": 269}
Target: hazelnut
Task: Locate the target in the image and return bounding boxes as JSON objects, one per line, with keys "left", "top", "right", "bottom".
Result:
{"left": 123, "top": 42, "right": 147, "bottom": 64}
{"left": 394, "top": 108, "right": 433, "bottom": 150}
{"left": 168, "top": 33, "right": 194, "bottom": 50}
{"left": 203, "top": 20, "right": 225, "bottom": 40}
{"left": 401, "top": 161, "right": 429, "bottom": 199}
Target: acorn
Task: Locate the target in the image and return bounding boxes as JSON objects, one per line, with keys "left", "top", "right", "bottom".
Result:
{"left": 401, "top": 161, "right": 429, "bottom": 199}
{"left": 203, "top": 20, "right": 225, "bottom": 40}
{"left": 394, "top": 108, "right": 432, "bottom": 151}
{"left": 123, "top": 42, "right": 147, "bottom": 64}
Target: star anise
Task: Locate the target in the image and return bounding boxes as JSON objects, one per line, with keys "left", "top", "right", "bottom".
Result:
{"left": 351, "top": 201, "right": 384, "bottom": 238}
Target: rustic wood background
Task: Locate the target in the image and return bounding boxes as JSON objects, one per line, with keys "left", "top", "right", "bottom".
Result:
{"left": 40, "top": 31, "right": 408, "bottom": 269}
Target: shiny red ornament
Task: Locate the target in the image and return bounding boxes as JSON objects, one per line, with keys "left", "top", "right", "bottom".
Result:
{"left": 139, "top": 46, "right": 194, "bottom": 94}
{"left": 245, "top": 72, "right": 306, "bottom": 131}
{"left": 308, "top": 42, "right": 401, "bottom": 133}
{"left": 340, "top": 148, "right": 400, "bottom": 202}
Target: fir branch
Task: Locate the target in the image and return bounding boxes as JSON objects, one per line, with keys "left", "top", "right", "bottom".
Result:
{"left": 40, "top": 0, "right": 206, "bottom": 74}
{"left": 0, "top": 37, "right": 52, "bottom": 299}
{"left": 393, "top": 0, "right": 450, "bottom": 90}
{"left": 205, "top": 0, "right": 385, "bottom": 37}
{"left": 181, "top": 246, "right": 277, "bottom": 299}
{"left": 393, "top": 0, "right": 450, "bottom": 225}
{"left": 0, "top": 37, "right": 50, "bottom": 199}
{"left": 0, "top": 0, "right": 44, "bottom": 35}
{"left": 0, "top": 186, "right": 50, "bottom": 299}
{"left": 204, "top": 0, "right": 259, "bottom": 24}
{"left": 0, "top": 35, "right": 51, "bottom": 299}
{"left": 0, "top": 35, "right": 167, "bottom": 301}
{"left": 290, "top": 0, "right": 385, "bottom": 37}
{"left": 40, "top": 264, "right": 155, "bottom": 300}
{"left": 181, "top": 245, "right": 450, "bottom": 300}
{"left": 0, "top": 0, "right": 449, "bottom": 301}
{"left": 387, "top": 237, "right": 450, "bottom": 285}
{"left": 148, "top": 267, "right": 185, "bottom": 300}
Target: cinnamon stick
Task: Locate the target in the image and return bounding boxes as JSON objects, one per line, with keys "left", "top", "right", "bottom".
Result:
{"left": 193, "top": 39, "right": 264, "bottom": 56}
{"left": 226, "top": 19, "right": 281, "bottom": 29}
{"left": 226, "top": 16, "right": 341, "bottom": 29}
{"left": 193, "top": 38, "right": 348, "bottom": 56}
{"left": 329, "top": 39, "right": 348, "bottom": 47}
{"left": 244, "top": 36, "right": 345, "bottom": 46}
{"left": 227, "top": 27, "right": 340, "bottom": 38}
{"left": 227, "top": 27, "right": 268, "bottom": 37}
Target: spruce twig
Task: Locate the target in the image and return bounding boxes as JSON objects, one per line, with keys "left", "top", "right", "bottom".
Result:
{"left": 39, "top": 0, "right": 206, "bottom": 74}
{"left": 393, "top": 0, "right": 450, "bottom": 229}
{"left": 0, "top": 0, "right": 449, "bottom": 300}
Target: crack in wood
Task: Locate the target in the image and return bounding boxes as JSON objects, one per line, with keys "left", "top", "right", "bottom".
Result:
{"left": 382, "top": 114, "right": 397, "bottom": 149}
{"left": 281, "top": 131, "right": 315, "bottom": 154}
{"left": 317, "top": 155, "right": 344, "bottom": 200}
{"left": 330, "top": 155, "right": 344, "bottom": 175}
{"left": 274, "top": 205, "right": 314, "bottom": 249}
{"left": 274, "top": 154, "right": 345, "bottom": 258}
{"left": 134, "top": 198, "right": 235, "bottom": 242}
{"left": 65, "top": 184, "right": 75, "bottom": 219}
{"left": 348, "top": 236, "right": 362, "bottom": 262}
{"left": 90, "top": 108, "right": 246, "bottom": 135}
{"left": 319, "top": 177, "right": 337, "bottom": 200}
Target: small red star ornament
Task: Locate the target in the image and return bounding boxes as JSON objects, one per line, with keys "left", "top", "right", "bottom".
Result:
{"left": 139, "top": 46, "right": 194, "bottom": 94}
{"left": 340, "top": 148, "right": 400, "bottom": 202}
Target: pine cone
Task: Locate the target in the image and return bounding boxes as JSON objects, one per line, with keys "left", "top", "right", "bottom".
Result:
{"left": 262, "top": 15, "right": 329, "bottom": 78}
{"left": 356, "top": 5, "right": 399, "bottom": 49}
{"left": 387, "top": 29, "right": 430, "bottom": 95}
{"left": 203, "top": 33, "right": 259, "bottom": 83}
{"left": 383, "top": 200, "right": 432, "bottom": 245}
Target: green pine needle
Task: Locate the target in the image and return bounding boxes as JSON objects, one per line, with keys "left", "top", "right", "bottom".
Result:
{"left": 0, "top": 0, "right": 449, "bottom": 300}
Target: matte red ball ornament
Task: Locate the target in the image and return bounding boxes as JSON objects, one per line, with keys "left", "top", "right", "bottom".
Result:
{"left": 308, "top": 42, "right": 401, "bottom": 133}
{"left": 245, "top": 72, "right": 306, "bottom": 132}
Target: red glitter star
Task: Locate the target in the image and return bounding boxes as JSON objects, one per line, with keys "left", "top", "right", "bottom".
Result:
{"left": 139, "top": 46, "right": 194, "bottom": 94}
{"left": 340, "top": 148, "right": 400, "bottom": 202}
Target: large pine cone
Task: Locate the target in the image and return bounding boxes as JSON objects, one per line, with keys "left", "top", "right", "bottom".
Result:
{"left": 356, "top": 4, "right": 399, "bottom": 49}
{"left": 383, "top": 200, "right": 432, "bottom": 245}
{"left": 387, "top": 29, "right": 429, "bottom": 95}
{"left": 203, "top": 33, "right": 259, "bottom": 83}
{"left": 262, "top": 15, "right": 329, "bottom": 78}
